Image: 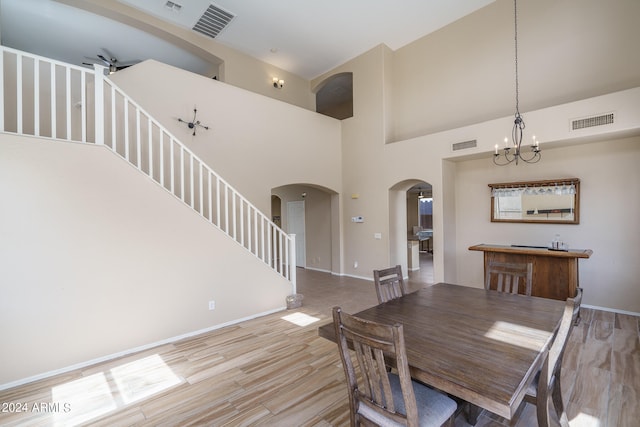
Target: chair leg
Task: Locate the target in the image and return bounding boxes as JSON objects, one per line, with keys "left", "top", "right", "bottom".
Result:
{"left": 536, "top": 390, "right": 565, "bottom": 427}
{"left": 464, "top": 402, "right": 482, "bottom": 425}
{"left": 445, "top": 413, "right": 456, "bottom": 427}
{"left": 551, "top": 373, "right": 570, "bottom": 427}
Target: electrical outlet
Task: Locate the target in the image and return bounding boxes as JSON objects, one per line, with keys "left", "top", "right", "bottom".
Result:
{"left": 208, "top": 300, "right": 215, "bottom": 310}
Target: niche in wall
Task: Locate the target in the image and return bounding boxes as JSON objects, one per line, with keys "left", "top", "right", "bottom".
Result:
{"left": 315, "top": 72, "right": 353, "bottom": 120}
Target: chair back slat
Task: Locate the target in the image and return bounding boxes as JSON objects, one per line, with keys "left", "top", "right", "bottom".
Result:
{"left": 485, "top": 261, "right": 533, "bottom": 296}
{"left": 373, "top": 265, "right": 407, "bottom": 303}
{"left": 333, "top": 307, "right": 418, "bottom": 426}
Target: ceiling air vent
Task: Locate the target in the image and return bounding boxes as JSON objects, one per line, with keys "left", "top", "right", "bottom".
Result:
{"left": 193, "top": 3, "right": 235, "bottom": 39}
{"left": 452, "top": 139, "right": 477, "bottom": 151}
{"left": 571, "top": 112, "right": 614, "bottom": 131}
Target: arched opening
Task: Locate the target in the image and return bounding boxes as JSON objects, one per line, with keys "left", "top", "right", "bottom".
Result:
{"left": 389, "top": 180, "right": 434, "bottom": 285}
{"left": 271, "top": 183, "right": 341, "bottom": 274}
{"left": 314, "top": 72, "right": 353, "bottom": 120}
{"left": 407, "top": 182, "right": 434, "bottom": 284}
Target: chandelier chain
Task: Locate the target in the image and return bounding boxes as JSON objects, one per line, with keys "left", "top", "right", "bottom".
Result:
{"left": 493, "top": 0, "right": 540, "bottom": 166}
{"left": 514, "top": 0, "right": 520, "bottom": 116}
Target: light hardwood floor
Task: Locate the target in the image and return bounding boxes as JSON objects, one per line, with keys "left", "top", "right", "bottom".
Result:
{"left": 1, "top": 254, "right": 638, "bottom": 426}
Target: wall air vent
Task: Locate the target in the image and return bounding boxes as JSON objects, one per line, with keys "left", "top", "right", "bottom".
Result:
{"left": 571, "top": 112, "right": 615, "bottom": 131}
{"left": 193, "top": 4, "right": 235, "bottom": 39}
{"left": 452, "top": 139, "right": 477, "bottom": 151}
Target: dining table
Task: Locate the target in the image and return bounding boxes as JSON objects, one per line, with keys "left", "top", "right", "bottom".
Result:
{"left": 317, "top": 282, "right": 566, "bottom": 424}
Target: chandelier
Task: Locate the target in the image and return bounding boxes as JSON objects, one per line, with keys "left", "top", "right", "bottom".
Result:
{"left": 493, "top": 0, "right": 541, "bottom": 166}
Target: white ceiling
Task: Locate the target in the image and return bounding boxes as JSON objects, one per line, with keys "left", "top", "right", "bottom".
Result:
{"left": 1, "top": 0, "right": 495, "bottom": 80}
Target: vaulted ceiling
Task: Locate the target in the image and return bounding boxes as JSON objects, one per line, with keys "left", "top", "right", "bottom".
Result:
{"left": 1, "top": 0, "right": 494, "bottom": 80}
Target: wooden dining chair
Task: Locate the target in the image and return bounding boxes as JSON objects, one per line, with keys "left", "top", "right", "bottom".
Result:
{"left": 373, "top": 265, "right": 407, "bottom": 303}
{"left": 484, "top": 261, "right": 533, "bottom": 296}
{"left": 332, "top": 307, "right": 457, "bottom": 427}
{"left": 523, "top": 288, "right": 582, "bottom": 427}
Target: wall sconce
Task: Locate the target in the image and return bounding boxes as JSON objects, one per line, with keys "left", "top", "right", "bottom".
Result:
{"left": 273, "top": 77, "right": 284, "bottom": 89}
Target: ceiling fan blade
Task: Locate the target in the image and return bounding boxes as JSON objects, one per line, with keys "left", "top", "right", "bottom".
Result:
{"left": 101, "top": 48, "right": 117, "bottom": 60}
{"left": 96, "top": 54, "right": 111, "bottom": 65}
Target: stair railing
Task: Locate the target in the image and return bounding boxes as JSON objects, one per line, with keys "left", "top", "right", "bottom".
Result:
{"left": 0, "top": 46, "right": 296, "bottom": 292}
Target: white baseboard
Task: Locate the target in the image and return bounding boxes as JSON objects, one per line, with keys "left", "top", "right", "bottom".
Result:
{"left": 303, "top": 266, "right": 332, "bottom": 274}
{"left": 337, "top": 273, "right": 372, "bottom": 281}
{"left": 581, "top": 304, "right": 640, "bottom": 318}
{"left": 0, "top": 306, "right": 286, "bottom": 392}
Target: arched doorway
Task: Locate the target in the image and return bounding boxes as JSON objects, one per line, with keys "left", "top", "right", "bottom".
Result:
{"left": 271, "top": 183, "right": 341, "bottom": 274}
{"left": 389, "top": 180, "right": 434, "bottom": 285}
{"left": 406, "top": 183, "right": 434, "bottom": 284}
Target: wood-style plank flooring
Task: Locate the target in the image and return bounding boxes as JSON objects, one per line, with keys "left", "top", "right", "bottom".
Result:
{"left": 1, "top": 254, "right": 638, "bottom": 426}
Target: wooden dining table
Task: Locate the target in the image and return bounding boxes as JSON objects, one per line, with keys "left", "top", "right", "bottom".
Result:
{"left": 318, "top": 282, "right": 565, "bottom": 423}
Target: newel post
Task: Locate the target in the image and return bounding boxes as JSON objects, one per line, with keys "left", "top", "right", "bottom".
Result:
{"left": 289, "top": 234, "right": 297, "bottom": 294}
{"left": 93, "top": 65, "right": 105, "bottom": 145}
{"left": 0, "top": 48, "right": 4, "bottom": 131}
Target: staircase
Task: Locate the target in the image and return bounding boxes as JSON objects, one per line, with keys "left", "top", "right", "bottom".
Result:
{"left": 0, "top": 45, "right": 296, "bottom": 291}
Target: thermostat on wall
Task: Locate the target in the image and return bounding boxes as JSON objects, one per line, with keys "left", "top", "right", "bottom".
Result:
{"left": 351, "top": 216, "right": 364, "bottom": 223}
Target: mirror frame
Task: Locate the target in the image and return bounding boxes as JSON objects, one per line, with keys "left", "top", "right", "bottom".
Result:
{"left": 489, "top": 178, "right": 580, "bottom": 224}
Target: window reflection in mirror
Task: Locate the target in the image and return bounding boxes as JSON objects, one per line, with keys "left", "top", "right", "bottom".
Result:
{"left": 489, "top": 178, "right": 580, "bottom": 224}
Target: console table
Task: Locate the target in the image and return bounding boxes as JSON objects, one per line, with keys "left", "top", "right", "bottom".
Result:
{"left": 469, "top": 244, "right": 592, "bottom": 300}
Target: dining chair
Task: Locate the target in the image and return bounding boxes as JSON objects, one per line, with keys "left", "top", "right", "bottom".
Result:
{"left": 332, "top": 307, "right": 457, "bottom": 427}
{"left": 484, "top": 261, "right": 533, "bottom": 296}
{"left": 373, "top": 264, "right": 407, "bottom": 303}
{"left": 523, "top": 288, "right": 582, "bottom": 427}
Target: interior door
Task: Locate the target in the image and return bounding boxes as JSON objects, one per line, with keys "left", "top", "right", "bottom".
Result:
{"left": 287, "top": 201, "right": 306, "bottom": 268}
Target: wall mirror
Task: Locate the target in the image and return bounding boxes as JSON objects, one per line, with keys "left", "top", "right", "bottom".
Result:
{"left": 489, "top": 178, "right": 580, "bottom": 224}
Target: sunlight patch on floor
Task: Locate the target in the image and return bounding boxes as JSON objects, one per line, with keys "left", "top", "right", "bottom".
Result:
{"left": 111, "top": 354, "right": 182, "bottom": 404}
{"left": 52, "top": 372, "right": 116, "bottom": 426}
{"left": 281, "top": 312, "right": 320, "bottom": 326}
{"left": 50, "top": 354, "right": 181, "bottom": 426}
{"left": 570, "top": 411, "right": 601, "bottom": 426}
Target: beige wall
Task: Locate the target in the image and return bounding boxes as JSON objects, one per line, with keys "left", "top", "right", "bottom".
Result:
{"left": 454, "top": 136, "right": 640, "bottom": 313}
{"left": 109, "top": 60, "right": 343, "bottom": 218}
{"left": 0, "top": 135, "right": 292, "bottom": 386}
{"left": 0, "top": 54, "right": 343, "bottom": 389}
{"left": 313, "top": 45, "right": 392, "bottom": 279}
{"left": 312, "top": 0, "right": 640, "bottom": 308}
{"left": 390, "top": 0, "right": 640, "bottom": 141}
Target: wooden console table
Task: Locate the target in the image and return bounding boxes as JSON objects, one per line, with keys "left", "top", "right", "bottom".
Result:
{"left": 469, "top": 244, "right": 592, "bottom": 300}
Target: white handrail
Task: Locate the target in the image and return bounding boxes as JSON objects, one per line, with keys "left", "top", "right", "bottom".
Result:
{"left": 0, "top": 45, "right": 295, "bottom": 289}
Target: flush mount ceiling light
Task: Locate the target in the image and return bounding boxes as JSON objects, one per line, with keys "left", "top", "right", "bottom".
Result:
{"left": 493, "top": 0, "right": 541, "bottom": 166}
